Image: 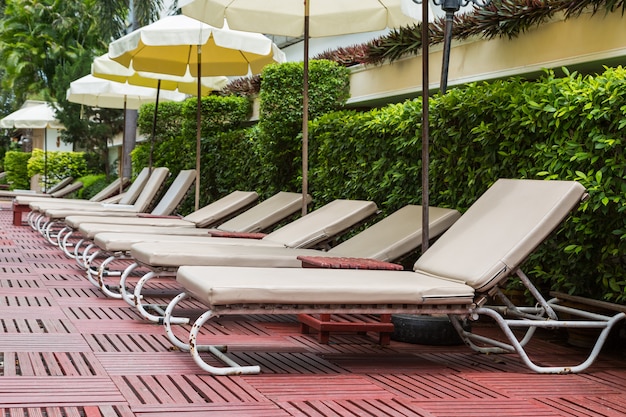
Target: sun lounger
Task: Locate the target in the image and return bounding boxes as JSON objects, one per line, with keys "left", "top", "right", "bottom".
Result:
{"left": 124, "top": 204, "right": 460, "bottom": 323}
{"left": 164, "top": 178, "right": 625, "bottom": 375}
{"left": 53, "top": 169, "right": 197, "bottom": 253}
{"left": 32, "top": 167, "right": 170, "bottom": 243}
{"left": 0, "top": 176, "right": 74, "bottom": 200}
{"left": 21, "top": 167, "right": 151, "bottom": 229}
{"left": 84, "top": 199, "right": 378, "bottom": 299}
{"left": 64, "top": 191, "right": 307, "bottom": 264}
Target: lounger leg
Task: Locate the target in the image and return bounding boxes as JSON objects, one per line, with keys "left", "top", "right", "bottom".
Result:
{"left": 59, "top": 228, "right": 76, "bottom": 257}
{"left": 119, "top": 263, "right": 139, "bottom": 306}
{"left": 460, "top": 307, "right": 625, "bottom": 373}
{"left": 97, "top": 255, "right": 123, "bottom": 299}
{"left": 26, "top": 210, "right": 38, "bottom": 229}
{"left": 85, "top": 250, "right": 102, "bottom": 287}
{"left": 80, "top": 242, "right": 97, "bottom": 270}
{"left": 164, "top": 292, "right": 192, "bottom": 350}
{"left": 133, "top": 270, "right": 185, "bottom": 324}
{"left": 189, "top": 309, "right": 262, "bottom": 376}
{"left": 36, "top": 216, "right": 49, "bottom": 236}
{"left": 43, "top": 220, "right": 62, "bottom": 245}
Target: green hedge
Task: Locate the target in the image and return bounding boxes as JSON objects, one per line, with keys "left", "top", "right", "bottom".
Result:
{"left": 3, "top": 151, "right": 31, "bottom": 190}
{"left": 309, "top": 67, "right": 626, "bottom": 303}
{"left": 256, "top": 60, "right": 350, "bottom": 193}
{"left": 135, "top": 63, "right": 625, "bottom": 304}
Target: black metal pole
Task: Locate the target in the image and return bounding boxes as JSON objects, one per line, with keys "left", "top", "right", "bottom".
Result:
{"left": 421, "top": 0, "right": 430, "bottom": 252}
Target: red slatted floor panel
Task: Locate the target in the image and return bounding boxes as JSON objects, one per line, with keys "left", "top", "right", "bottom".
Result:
{"left": 0, "top": 203, "right": 625, "bottom": 416}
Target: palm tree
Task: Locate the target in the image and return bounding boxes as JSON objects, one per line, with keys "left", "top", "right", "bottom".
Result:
{"left": 95, "top": 0, "right": 167, "bottom": 178}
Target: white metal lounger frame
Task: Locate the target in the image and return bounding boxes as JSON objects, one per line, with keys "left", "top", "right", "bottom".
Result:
{"left": 121, "top": 205, "right": 461, "bottom": 324}
{"left": 56, "top": 169, "right": 196, "bottom": 258}
{"left": 85, "top": 199, "right": 378, "bottom": 300}
{"left": 33, "top": 167, "right": 168, "bottom": 244}
{"left": 163, "top": 267, "right": 625, "bottom": 376}
{"left": 80, "top": 192, "right": 260, "bottom": 298}
{"left": 160, "top": 179, "right": 626, "bottom": 375}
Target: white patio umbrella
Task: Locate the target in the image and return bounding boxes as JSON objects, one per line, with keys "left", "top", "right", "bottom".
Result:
{"left": 108, "top": 15, "right": 285, "bottom": 210}
{"left": 0, "top": 101, "right": 64, "bottom": 192}
{"left": 179, "top": 0, "right": 433, "bottom": 216}
{"left": 67, "top": 74, "right": 186, "bottom": 110}
{"left": 67, "top": 74, "right": 187, "bottom": 189}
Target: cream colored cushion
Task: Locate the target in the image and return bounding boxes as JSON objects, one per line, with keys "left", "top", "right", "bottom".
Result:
{"left": 413, "top": 179, "right": 585, "bottom": 291}
{"left": 177, "top": 266, "right": 475, "bottom": 306}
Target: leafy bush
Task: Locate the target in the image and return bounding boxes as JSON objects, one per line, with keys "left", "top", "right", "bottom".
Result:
{"left": 256, "top": 59, "right": 350, "bottom": 193}
{"left": 26, "top": 149, "right": 89, "bottom": 190}
{"left": 76, "top": 174, "right": 113, "bottom": 200}
{"left": 3, "top": 151, "right": 31, "bottom": 190}
{"left": 310, "top": 67, "right": 626, "bottom": 303}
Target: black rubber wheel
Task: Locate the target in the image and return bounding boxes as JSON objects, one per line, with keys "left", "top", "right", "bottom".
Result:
{"left": 391, "top": 314, "right": 469, "bottom": 346}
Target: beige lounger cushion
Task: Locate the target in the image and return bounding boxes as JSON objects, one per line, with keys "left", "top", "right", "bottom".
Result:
{"left": 39, "top": 168, "right": 170, "bottom": 219}
{"left": 72, "top": 191, "right": 307, "bottom": 236}
{"left": 178, "top": 191, "right": 259, "bottom": 228}
{"left": 81, "top": 224, "right": 210, "bottom": 239}
{"left": 175, "top": 179, "right": 586, "bottom": 308}
{"left": 216, "top": 192, "right": 311, "bottom": 233}
{"left": 76, "top": 192, "right": 308, "bottom": 237}
{"left": 329, "top": 206, "right": 460, "bottom": 261}
{"left": 260, "top": 199, "right": 378, "bottom": 248}
{"left": 413, "top": 179, "right": 586, "bottom": 291}
{"left": 129, "top": 205, "right": 460, "bottom": 268}
{"left": 93, "top": 199, "right": 378, "bottom": 252}
{"left": 177, "top": 266, "right": 475, "bottom": 306}
{"left": 22, "top": 167, "right": 151, "bottom": 209}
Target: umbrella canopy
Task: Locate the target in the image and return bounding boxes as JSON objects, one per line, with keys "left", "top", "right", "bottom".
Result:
{"left": 67, "top": 74, "right": 187, "bottom": 110}
{"left": 108, "top": 15, "right": 285, "bottom": 210}
{"left": 67, "top": 74, "right": 189, "bottom": 183}
{"left": 92, "top": 53, "right": 229, "bottom": 96}
{"left": 0, "top": 101, "right": 63, "bottom": 129}
{"left": 1, "top": 100, "right": 64, "bottom": 192}
{"left": 178, "top": 0, "right": 426, "bottom": 215}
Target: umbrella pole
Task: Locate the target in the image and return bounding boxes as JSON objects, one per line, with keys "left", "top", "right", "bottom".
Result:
{"left": 301, "top": 0, "right": 310, "bottom": 216}
{"left": 44, "top": 128, "right": 48, "bottom": 193}
{"left": 149, "top": 79, "right": 161, "bottom": 172}
{"left": 120, "top": 98, "right": 127, "bottom": 195}
{"left": 195, "top": 45, "right": 202, "bottom": 211}
{"left": 421, "top": 0, "right": 430, "bottom": 252}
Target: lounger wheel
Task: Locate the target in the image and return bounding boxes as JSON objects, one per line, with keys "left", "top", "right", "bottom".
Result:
{"left": 391, "top": 314, "right": 468, "bottom": 346}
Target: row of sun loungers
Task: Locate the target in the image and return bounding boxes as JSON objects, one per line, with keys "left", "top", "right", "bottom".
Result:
{"left": 10, "top": 170, "right": 626, "bottom": 375}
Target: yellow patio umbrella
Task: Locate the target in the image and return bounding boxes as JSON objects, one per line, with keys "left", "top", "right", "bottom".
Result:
{"left": 108, "top": 15, "right": 285, "bottom": 210}
{"left": 92, "top": 53, "right": 229, "bottom": 96}
{"left": 178, "top": 0, "right": 428, "bottom": 216}
{"left": 92, "top": 53, "right": 229, "bottom": 173}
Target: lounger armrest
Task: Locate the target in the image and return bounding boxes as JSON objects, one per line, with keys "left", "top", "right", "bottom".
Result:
{"left": 297, "top": 255, "right": 404, "bottom": 270}
{"left": 206, "top": 230, "right": 267, "bottom": 239}
{"left": 135, "top": 213, "right": 183, "bottom": 219}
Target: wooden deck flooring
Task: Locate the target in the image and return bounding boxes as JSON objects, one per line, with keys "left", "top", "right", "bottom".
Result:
{"left": 1, "top": 203, "right": 625, "bottom": 416}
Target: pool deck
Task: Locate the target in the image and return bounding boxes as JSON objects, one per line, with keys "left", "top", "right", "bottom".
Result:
{"left": 1, "top": 202, "right": 625, "bottom": 416}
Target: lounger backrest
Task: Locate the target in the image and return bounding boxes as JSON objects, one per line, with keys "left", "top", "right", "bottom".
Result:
{"left": 118, "top": 167, "right": 151, "bottom": 205}
{"left": 47, "top": 177, "right": 74, "bottom": 194}
{"left": 149, "top": 169, "right": 196, "bottom": 215}
{"left": 128, "top": 167, "right": 170, "bottom": 212}
{"left": 50, "top": 181, "right": 83, "bottom": 198}
{"left": 89, "top": 177, "right": 129, "bottom": 202}
{"left": 328, "top": 205, "right": 461, "bottom": 262}
{"left": 216, "top": 192, "right": 312, "bottom": 233}
{"left": 182, "top": 191, "right": 259, "bottom": 228}
{"left": 413, "top": 179, "right": 586, "bottom": 292}
{"left": 262, "top": 199, "right": 379, "bottom": 248}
